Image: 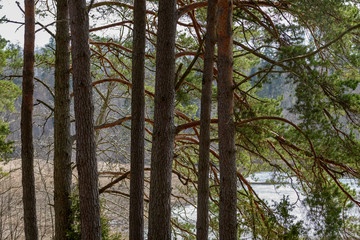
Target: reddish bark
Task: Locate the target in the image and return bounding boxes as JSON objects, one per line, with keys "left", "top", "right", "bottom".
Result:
{"left": 21, "top": 0, "right": 38, "bottom": 239}
{"left": 217, "top": 0, "right": 238, "bottom": 239}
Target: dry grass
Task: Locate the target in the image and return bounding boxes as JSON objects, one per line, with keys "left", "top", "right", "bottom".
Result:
{"left": 0, "top": 159, "right": 192, "bottom": 239}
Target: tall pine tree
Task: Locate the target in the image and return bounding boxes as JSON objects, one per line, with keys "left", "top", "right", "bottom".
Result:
{"left": 148, "top": 0, "right": 177, "bottom": 239}
{"left": 21, "top": 0, "right": 38, "bottom": 238}
{"left": 217, "top": 0, "right": 237, "bottom": 239}
{"left": 129, "top": 0, "right": 146, "bottom": 239}
{"left": 53, "top": 0, "right": 72, "bottom": 238}
{"left": 69, "top": 0, "right": 101, "bottom": 239}
{"left": 196, "top": 0, "right": 217, "bottom": 239}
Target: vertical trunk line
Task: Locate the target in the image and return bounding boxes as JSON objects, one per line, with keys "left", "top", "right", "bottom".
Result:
{"left": 54, "top": 0, "right": 72, "bottom": 239}
{"left": 69, "top": 1, "right": 102, "bottom": 239}
{"left": 21, "top": 0, "right": 38, "bottom": 239}
{"left": 217, "top": 0, "right": 237, "bottom": 239}
{"left": 148, "top": 0, "right": 177, "bottom": 239}
{"left": 196, "top": 0, "right": 218, "bottom": 239}
{"left": 129, "top": 0, "right": 146, "bottom": 239}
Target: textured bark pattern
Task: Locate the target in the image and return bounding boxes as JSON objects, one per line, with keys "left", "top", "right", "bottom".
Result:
{"left": 129, "top": 0, "right": 146, "bottom": 239}
{"left": 217, "top": 0, "right": 237, "bottom": 239}
{"left": 148, "top": 0, "right": 177, "bottom": 239}
{"left": 196, "top": 0, "right": 217, "bottom": 239}
{"left": 69, "top": 1, "right": 102, "bottom": 239}
{"left": 21, "top": 0, "right": 38, "bottom": 239}
{"left": 54, "top": 0, "right": 72, "bottom": 239}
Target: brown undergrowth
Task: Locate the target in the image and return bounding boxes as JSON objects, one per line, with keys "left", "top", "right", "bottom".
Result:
{"left": 0, "top": 159, "right": 190, "bottom": 239}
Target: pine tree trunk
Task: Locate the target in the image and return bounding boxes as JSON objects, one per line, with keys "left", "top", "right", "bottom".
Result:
{"left": 129, "top": 0, "right": 146, "bottom": 239}
{"left": 196, "top": 0, "right": 217, "bottom": 239}
{"left": 217, "top": 0, "right": 237, "bottom": 239}
{"left": 54, "top": 0, "right": 72, "bottom": 239}
{"left": 21, "top": 0, "right": 38, "bottom": 239}
{"left": 148, "top": 0, "right": 177, "bottom": 239}
{"left": 69, "top": 1, "right": 102, "bottom": 239}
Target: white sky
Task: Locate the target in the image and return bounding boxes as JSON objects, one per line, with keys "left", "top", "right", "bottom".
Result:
{"left": 0, "top": 0, "right": 126, "bottom": 48}
{"left": 0, "top": 0, "right": 52, "bottom": 47}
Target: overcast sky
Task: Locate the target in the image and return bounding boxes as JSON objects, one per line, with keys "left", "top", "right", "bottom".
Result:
{"left": 0, "top": 0, "right": 52, "bottom": 47}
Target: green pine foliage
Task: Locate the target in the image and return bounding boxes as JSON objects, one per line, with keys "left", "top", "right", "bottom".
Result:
{"left": 0, "top": 36, "right": 20, "bottom": 161}
{"left": 67, "top": 191, "right": 123, "bottom": 240}
{"left": 0, "top": 122, "right": 12, "bottom": 161}
{"left": 271, "top": 196, "right": 306, "bottom": 239}
{"left": 2, "top": 0, "right": 360, "bottom": 238}
{"left": 303, "top": 181, "right": 355, "bottom": 239}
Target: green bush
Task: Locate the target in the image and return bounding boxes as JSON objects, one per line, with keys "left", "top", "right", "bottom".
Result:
{"left": 66, "top": 191, "right": 123, "bottom": 240}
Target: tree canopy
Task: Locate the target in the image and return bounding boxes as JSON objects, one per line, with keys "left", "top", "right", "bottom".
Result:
{"left": 0, "top": 36, "right": 20, "bottom": 161}
{"left": 1, "top": 0, "right": 360, "bottom": 239}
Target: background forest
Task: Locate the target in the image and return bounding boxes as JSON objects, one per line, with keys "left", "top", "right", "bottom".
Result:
{"left": 1, "top": 0, "right": 360, "bottom": 239}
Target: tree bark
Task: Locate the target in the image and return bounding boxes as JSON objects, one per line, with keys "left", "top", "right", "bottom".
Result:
{"left": 217, "top": 0, "right": 237, "bottom": 239}
{"left": 129, "top": 0, "right": 146, "bottom": 239}
{"left": 21, "top": 0, "right": 38, "bottom": 239}
{"left": 54, "top": 0, "right": 72, "bottom": 239}
{"left": 148, "top": 0, "right": 177, "bottom": 239}
{"left": 69, "top": 1, "right": 102, "bottom": 239}
{"left": 196, "top": 0, "right": 217, "bottom": 239}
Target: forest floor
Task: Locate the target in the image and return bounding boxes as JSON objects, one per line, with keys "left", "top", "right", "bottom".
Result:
{"left": 0, "top": 158, "right": 191, "bottom": 239}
